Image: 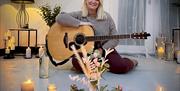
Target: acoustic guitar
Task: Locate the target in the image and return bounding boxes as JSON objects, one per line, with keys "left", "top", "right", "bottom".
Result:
{"left": 46, "top": 23, "right": 150, "bottom": 66}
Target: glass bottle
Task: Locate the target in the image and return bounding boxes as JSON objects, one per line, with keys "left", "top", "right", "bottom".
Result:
{"left": 165, "top": 41, "right": 174, "bottom": 61}
{"left": 39, "top": 49, "right": 49, "bottom": 78}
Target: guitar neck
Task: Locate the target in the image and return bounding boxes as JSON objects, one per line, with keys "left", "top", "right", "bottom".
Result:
{"left": 86, "top": 34, "right": 131, "bottom": 41}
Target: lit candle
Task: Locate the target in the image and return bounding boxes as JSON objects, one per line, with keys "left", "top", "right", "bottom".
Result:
{"left": 48, "top": 84, "right": 56, "bottom": 91}
{"left": 157, "top": 47, "right": 165, "bottom": 59}
{"left": 21, "top": 79, "right": 34, "bottom": 91}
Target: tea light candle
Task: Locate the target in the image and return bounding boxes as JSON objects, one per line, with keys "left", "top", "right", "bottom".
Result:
{"left": 157, "top": 47, "right": 165, "bottom": 59}
{"left": 48, "top": 84, "right": 56, "bottom": 91}
{"left": 21, "top": 80, "right": 34, "bottom": 91}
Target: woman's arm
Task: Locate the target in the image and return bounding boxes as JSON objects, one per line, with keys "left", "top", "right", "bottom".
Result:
{"left": 56, "top": 11, "right": 82, "bottom": 27}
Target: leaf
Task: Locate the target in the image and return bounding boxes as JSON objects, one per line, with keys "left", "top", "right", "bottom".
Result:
{"left": 39, "top": 5, "right": 61, "bottom": 27}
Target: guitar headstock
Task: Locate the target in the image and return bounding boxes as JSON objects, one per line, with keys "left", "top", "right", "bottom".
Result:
{"left": 131, "top": 32, "right": 151, "bottom": 39}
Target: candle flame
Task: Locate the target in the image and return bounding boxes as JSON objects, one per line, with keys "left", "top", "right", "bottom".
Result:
{"left": 158, "top": 47, "right": 165, "bottom": 53}
{"left": 48, "top": 84, "right": 56, "bottom": 90}
{"left": 25, "top": 79, "right": 32, "bottom": 84}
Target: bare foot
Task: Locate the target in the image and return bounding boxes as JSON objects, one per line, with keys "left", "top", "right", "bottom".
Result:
{"left": 131, "top": 59, "right": 138, "bottom": 67}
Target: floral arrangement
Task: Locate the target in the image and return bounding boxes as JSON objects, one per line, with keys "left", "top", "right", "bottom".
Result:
{"left": 39, "top": 5, "right": 61, "bottom": 27}
{"left": 69, "top": 45, "right": 122, "bottom": 91}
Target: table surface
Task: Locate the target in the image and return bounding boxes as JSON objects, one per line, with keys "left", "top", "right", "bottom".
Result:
{"left": 0, "top": 56, "right": 180, "bottom": 91}
{"left": 9, "top": 28, "right": 37, "bottom": 31}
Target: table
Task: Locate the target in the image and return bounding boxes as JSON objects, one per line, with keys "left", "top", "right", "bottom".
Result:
{"left": 9, "top": 28, "right": 37, "bottom": 47}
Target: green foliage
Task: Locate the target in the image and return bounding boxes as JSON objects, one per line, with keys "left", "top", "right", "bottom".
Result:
{"left": 39, "top": 5, "right": 61, "bottom": 27}
{"left": 70, "top": 84, "right": 85, "bottom": 91}
{"left": 70, "top": 84, "right": 123, "bottom": 91}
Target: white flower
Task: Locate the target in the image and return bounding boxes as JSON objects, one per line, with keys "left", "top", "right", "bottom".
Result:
{"left": 104, "top": 48, "right": 114, "bottom": 58}
{"left": 69, "top": 75, "right": 90, "bottom": 87}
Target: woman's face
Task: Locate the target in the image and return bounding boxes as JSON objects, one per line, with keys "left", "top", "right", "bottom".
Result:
{"left": 86, "top": 0, "right": 100, "bottom": 11}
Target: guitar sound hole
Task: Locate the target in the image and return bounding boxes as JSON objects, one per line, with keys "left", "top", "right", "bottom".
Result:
{"left": 75, "top": 34, "right": 86, "bottom": 45}
{"left": 69, "top": 42, "right": 80, "bottom": 51}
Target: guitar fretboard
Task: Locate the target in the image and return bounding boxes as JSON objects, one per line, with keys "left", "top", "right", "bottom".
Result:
{"left": 86, "top": 35, "right": 131, "bottom": 41}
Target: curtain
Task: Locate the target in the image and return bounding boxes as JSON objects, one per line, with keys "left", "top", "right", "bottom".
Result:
{"left": 117, "top": 0, "right": 146, "bottom": 46}
{"left": 160, "top": 0, "right": 170, "bottom": 39}
{"left": 117, "top": 0, "right": 174, "bottom": 54}
{"left": 145, "top": 0, "right": 171, "bottom": 54}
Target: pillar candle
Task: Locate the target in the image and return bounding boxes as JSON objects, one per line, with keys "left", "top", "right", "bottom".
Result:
{"left": 26, "top": 47, "right": 31, "bottom": 58}
{"left": 21, "top": 80, "right": 34, "bottom": 91}
{"left": 38, "top": 46, "right": 44, "bottom": 57}
{"left": 48, "top": 84, "right": 56, "bottom": 91}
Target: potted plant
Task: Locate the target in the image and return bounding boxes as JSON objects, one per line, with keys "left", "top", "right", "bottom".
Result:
{"left": 39, "top": 5, "right": 61, "bottom": 27}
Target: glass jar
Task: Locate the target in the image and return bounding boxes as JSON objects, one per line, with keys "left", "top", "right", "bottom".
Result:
{"left": 39, "top": 49, "right": 49, "bottom": 78}
{"left": 165, "top": 42, "right": 174, "bottom": 61}
{"left": 156, "top": 37, "right": 166, "bottom": 59}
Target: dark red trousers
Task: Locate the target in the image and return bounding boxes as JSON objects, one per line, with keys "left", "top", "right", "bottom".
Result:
{"left": 72, "top": 49, "right": 135, "bottom": 74}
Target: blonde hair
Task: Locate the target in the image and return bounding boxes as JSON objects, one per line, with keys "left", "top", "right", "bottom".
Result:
{"left": 82, "top": 0, "right": 106, "bottom": 20}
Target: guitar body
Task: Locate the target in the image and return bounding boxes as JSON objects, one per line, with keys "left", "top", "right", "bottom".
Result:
{"left": 47, "top": 23, "right": 94, "bottom": 62}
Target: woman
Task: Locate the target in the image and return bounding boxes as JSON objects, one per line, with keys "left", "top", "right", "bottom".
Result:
{"left": 56, "top": 0, "right": 137, "bottom": 74}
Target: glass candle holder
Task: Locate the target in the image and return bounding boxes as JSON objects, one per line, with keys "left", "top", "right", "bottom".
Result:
{"left": 39, "top": 49, "right": 49, "bottom": 79}
{"left": 156, "top": 37, "right": 166, "bottom": 59}
{"left": 176, "top": 51, "right": 180, "bottom": 64}
{"left": 165, "top": 42, "right": 174, "bottom": 61}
